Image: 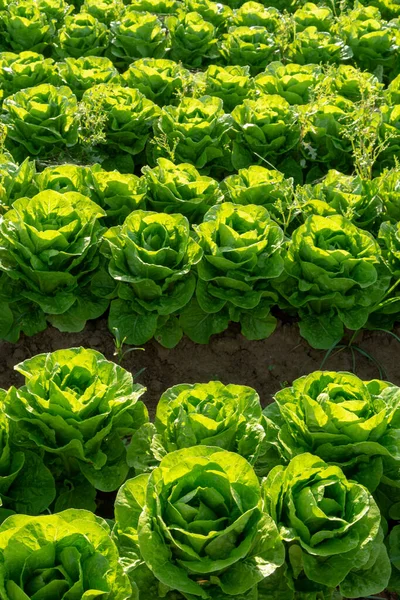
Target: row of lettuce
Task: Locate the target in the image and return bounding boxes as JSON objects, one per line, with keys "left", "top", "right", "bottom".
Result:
{"left": 0, "top": 0, "right": 400, "bottom": 78}
{"left": 1, "top": 153, "right": 400, "bottom": 349}
{"left": 0, "top": 346, "right": 398, "bottom": 598}
{"left": 0, "top": 63, "right": 400, "bottom": 177}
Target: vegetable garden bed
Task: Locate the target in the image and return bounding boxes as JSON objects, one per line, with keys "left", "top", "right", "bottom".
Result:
{"left": 1, "top": 0, "right": 400, "bottom": 597}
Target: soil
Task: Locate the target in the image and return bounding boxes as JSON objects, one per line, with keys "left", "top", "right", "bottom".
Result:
{"left": 0, "top": 318, "right": 400, "bottom": 416}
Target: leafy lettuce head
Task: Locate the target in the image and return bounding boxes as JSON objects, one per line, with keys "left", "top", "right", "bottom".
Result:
{"left": 152, "top": 95, "right": 233, "bottom": 173}
{"left": 4, "top": 348, "right": 148, "bottom": 494}
{"left": 0, "top": 190, "right": 106, "bottom": 330}
{"left": 109, "top": 10, "right": 168, "bottom": 68}
{"left": 128, "top": 381, "right": 268, "bottom": 474}
{"left": 263, "top": 453, "right": 391, "bottom": 598}
{"left": 54, "top": 12, "right": 110, "bottom": 59}
{"left": 220, "top": 165, "right": 294, "bottom": 225}
{"left": 231, "top": 94, "right": 300, "bottom": 170}
{"left": 197, "top": 64, "right": 252, "bottom": 112}
{"left": 2, "top": 84, "right": 79, "bottom": 157}
{"left": 81, "top": 84, "right": 160, "bottom": 157}
{"left": 56, "top": 56, "right": 119, "bottom": 100}
{"left": 121, "top": 58, "right": 190, "bottom": 107}
{"left": 277, "top": 214, "right": 390, "bottom": 348}
{"left": 142, "top": 157, "right": 222, "bottom": 223}
{"left": 265, "top": 370, "right": 400, "bottom": 493}
{"left": 88, "top": 168, "right": 147, "bottom": 225}
{"left": 0, "top": 52, "right": 57, "bottom": 99}
{"left": 181, "top": 202, "right": 284, "bottom": 343}
{"left": 0, "top": 509, "right": 132, "bottom": 599}
{"left": 102, "top": 210, "right": 203, "bottom": 346}
{"left": 82, "top": 0, "right": 125, "bottom": 25}
{"left": 115, "top": 447, "right": 285, "bottom": 599}
{"left": 167, "top": 10, "right": 219, "bottom": 68}
{"left": 254, "top": 61, "right": 322, "bottom": 105}
{"left": 1, "top": 1, "right": 56, "bottom": 53}
{"left": 220, "top": 25, "right": 280, "bottom": 75}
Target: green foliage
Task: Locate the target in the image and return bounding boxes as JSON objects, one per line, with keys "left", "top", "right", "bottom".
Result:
{"left": 220, "top": 165, "right": 295, "bottom": 226}
{"left": 181, "top": 202, "right": 284, "bottom": 343}
{"left": 276, "top": 214, "right": 391, "bottom": 349}
{"left": 121, "top": 58, "right": 191, "bottom": 107}
{"left": 142, "top": 157, "right": 222, "bottom": 223}
{"left": 109, "top": 10, "right": 168, "bottom": 68}
{"left": 128, "top": 381, "right": 268, "bottom": 474}
{"left": 195, "top": 64, "right": 253, "bottom": 112}
{"left": 88, "top": 167, "right": 147, "bottom": 224}
{"left": 167, "top": 10, "right": 219, "bottom": 67}
{"left": 254, "top": 62, "right": 322, "bottom": 105}
{"left": 114, "top": 446, "right": 285, "bottom": 598}
{"left": 81, "top": 83, "right": 160, "bottom": 158}
{"left": 4, "top": 347, "right": 148, "bottom": 502}
{"left": 0, "top": 1, "right": 56, "bottom": 53}
{"left": 231, "top": 95, "right": 300, "bottom": 170}
{"left": 151, "top": 95, "right": 233, "bottom": 173}
{"left": 56, "top": 55, "right": 119, "bottom": 99}
{"left": 101, "top": 210, "right": 203, "bottom": 346}
{"left": 54, "top": 12, "right": 110, "bottom": 59}
{"left": 0, "top": 509, "right": 132, "bottom": 598}
{"left": 220, "top": 25, "right": 281, "bottom": 75}
{"left": 0, "top": 157, "right": 37, "bottom": 212}
{"left": 264, "top": 371, "right": 400, "bottom": 500}
{"left": 263, "top": 453, "right": 391, "bottom": 598}
{"left": 81, "top": 0, "right": 125, "bottom": 24}
{"left": 0, "top": 51, "right": 58, "bottom": 99}
{"left": 1, "top": 84, "right": 79, "bottom": 157}
{"left": 0, "top": 190, "right": 107, "bottom": 339}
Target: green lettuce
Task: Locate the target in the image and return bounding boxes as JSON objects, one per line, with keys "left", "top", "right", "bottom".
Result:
{"left": 35, "top": 163, "right": 92, "bottom": 196}
{"left": 56, "top": 55, "right": 119, "bottom": 99}
{"left": 4, "top": 347, "right": 147, "bottom": 506}
{"left": 81, "top": 83, "right": 160, "bottom": 159}
{"left": 287, "top": 26, "right": 353, "bottom": 65}
{"left": 81, "top": 0, "right": 125, "bottom": 24}
{"left": 231, "top": 95, "right": 300, "bottom": 170}
{"left": 0, "top": 509, "right": 132, "bottom": 598}
{"left": 180, "top": 202, "right": 284, "bottom": 343}
{"left": 0, "top": 1, "right": 56, "bottom": 53}
{"left": 128, "top": 381, "right": 268, "bottom": 475}
{"left": 54, "top": 12, "right": 110, "bottom": 59}
{"left": 220, "top": 25, "right": 281, "bottom": 75}
{"left": 254, "top": 62, "right": 322, "bottom": 105}
{"left": 0, "top": 51, "right": 57, "bottom": 99}
{"left": 100, "top": 210, "right": 203, "bottom": 347}
{"left": 0, "top": 190, "right": 107, "bottom": 339}
{"left": 142, "top": 157, "right": 222, "bottom": 223}
{"left": 2, "top": 84, "right": 79, "bottom": 158}
{"left": 297, "top": 169, "right": 383, "bottom": 231}
{"left": 114, "top": 446, "right": 285, "bottom": 599}
{"left": 195, "top": 64, "right": 253, "bottom": 112}
{"left": 121, "top": 58, "right": 190, "bottom": 107}
{"left": 263, "top": 453, "right": 391, "bottom": 598}
{"left": 151, "top": 95, "right": 233, "bottom": 174}
{"left": 109, "top": 10, "right": 168, "bottom": 68}
{"left": 275, "top": 214, "right": 391, "bottom": 348}
{"left": 0, "top": 403, "right": 55, "bottom": 519}
{"left": 167, "top": 10, "right": 219, "bottom": 67}
{"left": 337, "top": 4, "right": 400, "bottom": 80}
{"left": 0, "top": 157, "right": 37, "bottom": 213}
{"left": 88, "top": 168, "right": 147, "bottom": 224}
{"left": 220, "top": 165, "right": 295, "bottom": 226}
{"left": 184, "top": 0, "right": 233, "bottom": 29}
{"left": 264, "top": 370, "right": 400, "bottom": 498}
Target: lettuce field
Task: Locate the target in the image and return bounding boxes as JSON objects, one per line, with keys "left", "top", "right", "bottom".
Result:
{"left": 1, "top": 0, "right": 400, "bottom": 597}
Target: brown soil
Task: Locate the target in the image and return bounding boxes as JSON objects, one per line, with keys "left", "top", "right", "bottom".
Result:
{"left": 1, "top": 318, "right": 400, "bottom": 416}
